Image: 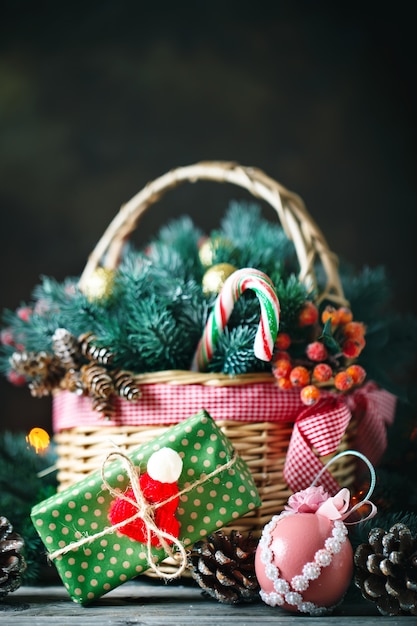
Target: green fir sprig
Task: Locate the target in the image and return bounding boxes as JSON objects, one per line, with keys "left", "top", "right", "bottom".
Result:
{"left": 0, "top": 202, "right": 416, "bottom": 392}
{"left": 0, "top": 431, "right": 57, "bottom": 583}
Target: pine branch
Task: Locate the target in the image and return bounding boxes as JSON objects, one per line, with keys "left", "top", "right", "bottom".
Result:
{"left": 228, "top": 292, "right": 263, "bottom": 329}
{"left": 155, "top": 215, "right": 203, "bottom": 268}
{"left": 350, "top": 511, "right": 417, "bottom": 551}
{"left": 342, "top": 265, "right": 392, "bottom": 321}
{"left": 220, "top": 201, "right": 297, "bottom": 275}
{"left": 1, "top": 200, "right": 416, "bottom": 390}
{"left": 208, "top": 326, "right": 269, "bottom": 375}
{"left": 0, "top": 431, "right": 57, "bottom": 583}
{"left": 274, "top": 274, "right": 309, "bottom": 332}
{"left": 358, "top": 314, "right": 417, "bottom": 400}
{"left": 124, "top": 296, "right": 194, "bottom": 371}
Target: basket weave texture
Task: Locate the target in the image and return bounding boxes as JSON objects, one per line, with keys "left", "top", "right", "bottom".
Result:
{"left": 54, "top": 162, "right": 362, "bottom": 536}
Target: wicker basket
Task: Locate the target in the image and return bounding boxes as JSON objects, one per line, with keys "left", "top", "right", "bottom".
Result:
{"left": 53, "top": 162, "right": 358, "bottom": 543}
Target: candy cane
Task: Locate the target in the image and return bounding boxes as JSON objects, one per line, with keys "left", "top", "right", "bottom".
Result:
{"left": 193, "top": 268, "right": 280, "bottom": 371}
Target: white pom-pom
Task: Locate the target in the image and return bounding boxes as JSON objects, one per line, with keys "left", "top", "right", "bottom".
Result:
{"left": 147, "top": 447, "right": 183, "bottom": 483}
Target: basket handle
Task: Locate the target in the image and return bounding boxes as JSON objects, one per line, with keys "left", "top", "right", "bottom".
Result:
{"left": 78, "top": 161, "right": 346, "bottom": 304}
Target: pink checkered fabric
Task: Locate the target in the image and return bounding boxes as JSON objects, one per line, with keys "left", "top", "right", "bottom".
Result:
{"left": 52, "top": 384, "right": 304, "bottom": 429}
{"left": 346, "top": 383, "right": 397, "bottom": 466}
{"left": 53, "top": 381, "right": 397, "bottom": 495}
{"left": 295, "top": 395, "right": 352, "bottom": 457}
{"left": 283, "top": 396, "right": 352, "bottom": 495}
{"left": 283, "top": 423, "right": 343, "bottom": 495}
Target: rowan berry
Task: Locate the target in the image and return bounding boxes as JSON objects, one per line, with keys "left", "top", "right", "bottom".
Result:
{"left": 346, "top": 364, "right": 366, "bottom": 385}
{"left": 17, "top": 306, "right": 32, "bottom": 322}
{"left": 306, "top": 341, "right": 328, "bottom": 362}
{"left": 289, "top": 366, "right": 310, "bottom": 387}
{"left": 300, "top": 384, "right": 321, "bottom": 406}
{"left": 342, "top": 339, "right": 365, "bottom": 359}
{"left": 298, "top": 301, "right": 319, "bottom": 327}
{"left": 272, "top": 359, "right": 292, "bottom": 379}
{"left": 321, "top": 306, "right": 340, "bottom": 326}
{"left": 337, "top": 307, "right": 353, "bottom": 324}
{"left": 0, "top": 328, "right": 14, "bottom": 346}
{"left": 277, "top": 376, "right": 293, "bottom": 389}
{"left": 275, "top": 332, "right": 291, "bottom": 350}
{"left": 343, "top": 321, "right": 366, "bottom": 341}
{"left": 7, "top": 371, "right": 26, "bottom": 386}
{"left": 313, "top": 362, "right": 333, "bottom": 382}
{"left": 334, "top": 371, "right": 354, "bottom": 391}
{"left": 273, "top": 350, "right": 291, "bottom": 363}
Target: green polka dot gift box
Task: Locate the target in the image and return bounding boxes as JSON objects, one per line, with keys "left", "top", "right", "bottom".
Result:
{"left": 31, "top": 410, "right": 261, "bottom": 605}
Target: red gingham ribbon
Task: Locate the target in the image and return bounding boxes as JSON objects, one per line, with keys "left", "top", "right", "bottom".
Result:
{"left": 346, "top": 382, "right": 397, "bottom": 466}
{"left": 283, "top": 382, "right": 397, "bottom": 494}
{"left": 52, "top": 384, "right": 305, "bottom": 429}
{"left": 53, "top": 382, "right": 396, "bottom": 495}
{"left": 283, "top": 395, "right": 352, "bottom": 495}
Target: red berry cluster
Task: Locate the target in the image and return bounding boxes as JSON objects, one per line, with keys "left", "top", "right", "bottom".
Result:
{"left": 272, "top": 301, "right": 367, "bottom": 406}
{"left": 321, "top": 305, "right": 366, "bottom": 359}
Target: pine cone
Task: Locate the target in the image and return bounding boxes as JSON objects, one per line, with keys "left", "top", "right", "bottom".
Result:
{"left": 354, "top": 523, "right": 417, "bottom": 616}
{"left": 52, "top": 328, "right": 82, "bottom": 369}
{"left": 91, "top": 395, "right": 116, "bottom": 419}
{"left": 10, "top": 350, "right": 64, "bottom": 395}
{"left": 80, "top": 363, "right": 114, "bottom": 398}
{"left": 29, "top": 376, "right": 57, "bottom": 398}
{"left": 112, "top": 369, "right": 142, "bottom": 401}
{"left": 0, "top": 516, "right": 26, "bottom": 599}
{"left": 60, "top": 368, "right": 84, "bottom": 394}
{"left": 187, "top": 530, "right": 260, "bottom": 604}
{"left": 79, "top": 332, "right": 114, "bottom": 366}
{"left": 10, "top": 350, "right": 54, "bottom": 378}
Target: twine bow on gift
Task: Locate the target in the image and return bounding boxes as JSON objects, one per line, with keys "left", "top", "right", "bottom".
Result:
{"left": 283, "top": 383, "right": 397, "bottom": 495}
{"left": 100, "top": 450, "right": 187, "bottom": 579}
{"left": 48, "top": 448, "right": 238, "bottom": 580}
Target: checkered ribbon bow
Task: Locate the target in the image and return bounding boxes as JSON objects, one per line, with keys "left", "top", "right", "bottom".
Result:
{"left": 283, "top": 382, "right": 397, "bottom": 495}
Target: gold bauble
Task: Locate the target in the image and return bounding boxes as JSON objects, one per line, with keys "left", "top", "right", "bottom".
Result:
{"left": 198, "top": 236, "right": 234, "bottom": 268}
{"left": 202, "top": 263, "right": 238, "bottom": 295}
{"left": 82, "top": 267, "right": 115, "bottom": 302}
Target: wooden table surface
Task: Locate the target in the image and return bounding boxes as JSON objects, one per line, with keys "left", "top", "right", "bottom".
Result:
{"left": 1, "top": 580, "right": 415, "bottom": 625}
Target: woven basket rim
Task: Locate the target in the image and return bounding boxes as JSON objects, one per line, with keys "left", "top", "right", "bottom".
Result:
{"left": 114, "top": 369, "right": 276, "bottom": 386}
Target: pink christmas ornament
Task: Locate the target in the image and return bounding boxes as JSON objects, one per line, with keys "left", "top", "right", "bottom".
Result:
{"left": 255, "top": 451, "right": 377, "bottom": 615}
{"left": 255, "top": 485, "right": 358, "bottom": 615}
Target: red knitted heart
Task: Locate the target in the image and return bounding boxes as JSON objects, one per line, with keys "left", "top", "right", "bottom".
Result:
{"left": 108, "top": 473, "right": 180, "bottom": 546}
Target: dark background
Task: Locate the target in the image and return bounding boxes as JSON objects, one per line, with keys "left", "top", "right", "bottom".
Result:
{"left": 1, "top": 1, "right": 416, "bottom": 434}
